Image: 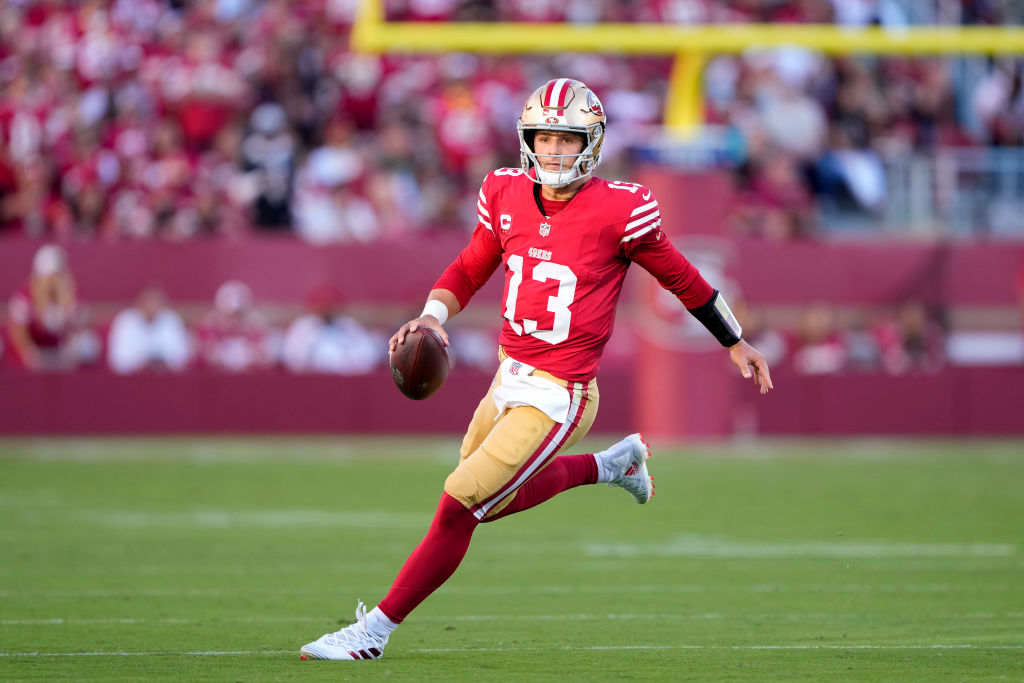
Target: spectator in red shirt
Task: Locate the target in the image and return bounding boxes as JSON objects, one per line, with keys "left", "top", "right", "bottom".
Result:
{"left": 4, "top": 244, "right": 99, "bottom": 370}
{"left": 790, "top": 301, "right": 847, "bottom": 374}
{"left": 196, "top": 280, "right": 277, "bottom": 372}
{"left": 876, "top": 301, "right": 946, "bottom": 374}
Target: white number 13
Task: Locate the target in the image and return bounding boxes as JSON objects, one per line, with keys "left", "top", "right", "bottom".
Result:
{"left": 503, "top": 255, "right": 577, "bottom": 345}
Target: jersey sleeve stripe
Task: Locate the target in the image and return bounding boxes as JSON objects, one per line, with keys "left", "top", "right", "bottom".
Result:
{"left": 478, "top": 189, "right": 487, "bottom": 205}
{"left": 620, "top": 220, "right": 661, "bottom": 243}
{"left": 479, "top": 218, "right": 493, "bottom": 233}
{"left": 630, "top": 199, "right": 658, "bottom": 217}
{"left": 625, "top": 209, "right": 660, "bottom": 231}
{"left": 477, "top": 202, "right": 490, "bottom": 217}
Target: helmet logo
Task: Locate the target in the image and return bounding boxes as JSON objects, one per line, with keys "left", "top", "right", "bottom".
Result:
{"left": 586, "top": 91, "right": 604, "bottom": 117}
{"left": 545, "top": 117, "right": 559, "bottom": 124}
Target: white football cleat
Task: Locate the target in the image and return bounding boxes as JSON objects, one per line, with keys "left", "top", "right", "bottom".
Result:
{"left": 300, "top": 600, "right": 388, "bottom": 661}
{"left": 601, "top": 433, "right": 654, "bottom": 504}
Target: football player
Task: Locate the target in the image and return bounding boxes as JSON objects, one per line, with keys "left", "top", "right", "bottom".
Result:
{"left": 301, "top": 78, "right": 773, "bottom": 661}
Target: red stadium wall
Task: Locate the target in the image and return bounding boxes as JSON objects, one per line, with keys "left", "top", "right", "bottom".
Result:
{"left": 738, "top": 368, "right": 1024, "bottom": 437}
{"left": 3, "top": 364, "right": 1021, "bottom": 437}
{"left": 1, "top": 170, "right": 1022, "bottom": 438}
{"left": 629, "top": 167, "right": 1024, "bottom": 439}
{"left": 0, "top": 367, "right": 633, "bottom": 435}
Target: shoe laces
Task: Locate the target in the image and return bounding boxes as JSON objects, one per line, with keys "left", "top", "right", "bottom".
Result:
{"left": 607, "top": 435, "right": 652, "bottom": 502}
{"left": 609, "top": 438, "right": 642, "bottom": 483}
{"left": 322, "top": 600, "right": 382, "bottom": 648}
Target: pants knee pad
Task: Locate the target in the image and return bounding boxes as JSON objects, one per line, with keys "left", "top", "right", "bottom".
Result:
{"left": 444, "top": 465, "right": 483, "bottom": 508}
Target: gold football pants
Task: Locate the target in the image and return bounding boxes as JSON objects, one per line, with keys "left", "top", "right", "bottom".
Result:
{"left": 444, "top": 350, "right": 599, "bottom": 520}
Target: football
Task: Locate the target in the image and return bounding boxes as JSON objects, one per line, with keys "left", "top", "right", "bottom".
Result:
{"left": 390, "top": 327, "right": 450, "bottom": 400}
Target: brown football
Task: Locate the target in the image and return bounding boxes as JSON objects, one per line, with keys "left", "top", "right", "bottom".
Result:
{"left": 390, "top": 327, "right": 450, "bottom": 400}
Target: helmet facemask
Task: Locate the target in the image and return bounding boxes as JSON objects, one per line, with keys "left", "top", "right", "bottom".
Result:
{"left": 518, "top": 121, "right": 604, "bottom": 188}
{"left": 517, "top": 78, "right": 607, "bottom": 188}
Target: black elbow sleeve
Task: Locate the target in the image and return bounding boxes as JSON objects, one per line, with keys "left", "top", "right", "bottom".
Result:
{"left": 688, "top": 290, "right": 742, "bottom": 347}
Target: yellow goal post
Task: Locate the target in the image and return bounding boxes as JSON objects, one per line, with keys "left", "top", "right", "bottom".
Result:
{"left": 351, "top": 0, "right": 1024, "bottom": 136}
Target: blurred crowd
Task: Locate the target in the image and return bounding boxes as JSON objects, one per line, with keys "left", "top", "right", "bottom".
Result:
{"left": 743, "top": 299, "right": 948, "bottom": 376}
{"left": 4, "top": 242, "right": 979, "bottom": 375}
{"left": 2, "top": 243, "right": 390, "bottom": 373}
{"left": 1, "top": 0, "right": 1024, "bottom": 244}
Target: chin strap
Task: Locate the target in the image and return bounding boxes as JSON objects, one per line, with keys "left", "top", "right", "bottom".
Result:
{"left": 533, "top": 157, "right": 586, "bottom": 187}
{"left": 535, "top": 168, "right": 574, "bottom": 187}
{"left": 688, "top": 290, "right": 742, "bottom": 347}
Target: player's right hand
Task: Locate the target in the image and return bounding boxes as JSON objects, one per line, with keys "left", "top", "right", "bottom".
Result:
{"left": 388, "top": 316, "right": 450, "bottom": 355}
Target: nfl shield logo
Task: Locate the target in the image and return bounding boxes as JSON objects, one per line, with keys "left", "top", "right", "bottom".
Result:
{"left": 539, "top": 223, "right": 551, "bottom": 236}
{"left": 509, "top": 362, "right": 522, "bottom": 375}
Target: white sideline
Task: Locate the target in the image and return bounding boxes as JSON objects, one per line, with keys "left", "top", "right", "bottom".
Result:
{"left": 2, "top": 645, "right": 1022, "bottom": 657}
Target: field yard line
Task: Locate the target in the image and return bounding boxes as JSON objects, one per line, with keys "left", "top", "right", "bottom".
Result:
{"left": 443, "top": 582, "right": 1012, "bottom": 595}
{"left": 1, "top": 617, "right": 320, "bottom": 625}
{"left": 79, "top": 509, "right": 424, "bottom": 529}
{"left": 0, "top": 583, "right": 1012, "bottom": 598}
{"left": 8, "top": 611, "right": 1024, "bottom": 626}
{"left": 584, "top": 537, "right": 1015, "bottom": 559}
{"left": 0, "top": 651, "right": 295, "bottom": 657}
{"left": 1, "top": 614, "right": 724, "bottom": 626}
{"left": 3, "top": 645, "right": 1023, "bottom": 658}
{"left": 411, "top": 644, "right": 1024, "bottom": 653}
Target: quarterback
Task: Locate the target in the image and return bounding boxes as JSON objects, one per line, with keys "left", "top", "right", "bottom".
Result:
{"left": 301, "top": 78, "right": 773, "bottom": 661}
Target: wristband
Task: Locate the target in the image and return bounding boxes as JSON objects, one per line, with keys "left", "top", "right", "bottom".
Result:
{"left": 420, "top": 299, "right": 449, "bottom": 325}
{"left": 688, "top": 290, "right": 742, "bottom": 347}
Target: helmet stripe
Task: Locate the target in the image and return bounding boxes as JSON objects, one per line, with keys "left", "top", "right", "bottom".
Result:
{"left": 543, "top": 78, "right": 571, "bottom": 109}
{"left": 557, "top": 79, "right": 571, "bottom": 107}
{"left": 542, "top": 80, "right": 557, "bottom": 107}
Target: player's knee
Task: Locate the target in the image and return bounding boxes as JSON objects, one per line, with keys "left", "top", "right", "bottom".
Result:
{"left": 444, "top": 466, "right": 483, "bottom": 508}
{"left": 435, "top": 491, "right": 475, "bottom": 529}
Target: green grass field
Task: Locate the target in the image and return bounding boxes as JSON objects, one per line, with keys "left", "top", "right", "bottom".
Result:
{"left": 1, "top": 436, "right": 1022, "bottom": 682}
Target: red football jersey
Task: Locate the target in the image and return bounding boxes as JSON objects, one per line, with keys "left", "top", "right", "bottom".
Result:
{"left": 434, "top": 168, "right": 714, "bottom": 382}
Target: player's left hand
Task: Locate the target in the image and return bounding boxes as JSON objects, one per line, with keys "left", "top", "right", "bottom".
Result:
{"left": 729, "top": 339, "right": 774, "bottom": 395}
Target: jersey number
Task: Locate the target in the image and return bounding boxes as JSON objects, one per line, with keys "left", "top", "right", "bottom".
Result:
{"left": 503, "top": 255, "right": 577, "bottom": 345}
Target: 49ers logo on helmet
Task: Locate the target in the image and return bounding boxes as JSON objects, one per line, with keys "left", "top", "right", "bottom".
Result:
{"left": 586, "top": 91, "right": 604, "bottom": 117}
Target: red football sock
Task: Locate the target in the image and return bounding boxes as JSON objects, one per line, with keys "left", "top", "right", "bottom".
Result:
{"left": 482, "top": 453, "right": 598, "bottom": 523}
{"left": 377, "top": 492, "right": 479, "bottom": 623}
